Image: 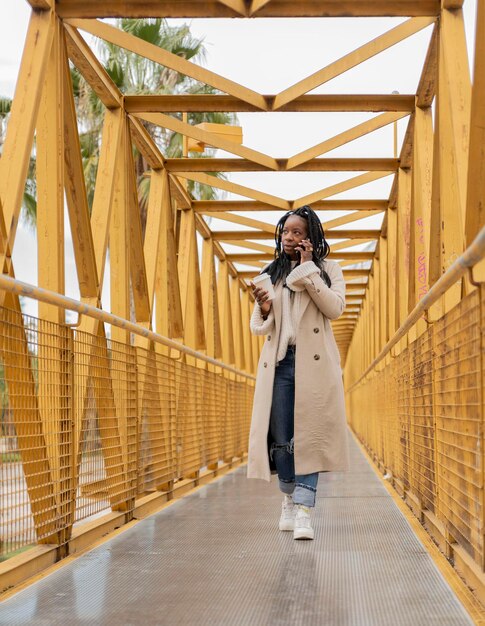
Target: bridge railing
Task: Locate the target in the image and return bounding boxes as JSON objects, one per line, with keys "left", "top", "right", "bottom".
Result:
{"left": 0, "top": 282, "right": 254, "bottom": 564}
{"left": 346, "top": 226, "right": 485, "bottom": 591}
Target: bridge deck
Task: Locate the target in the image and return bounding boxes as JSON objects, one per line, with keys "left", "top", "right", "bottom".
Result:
{"left": 0, "top": 431, "right": 474, "bottom": 625}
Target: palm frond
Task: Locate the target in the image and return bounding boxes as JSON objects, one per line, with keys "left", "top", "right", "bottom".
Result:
{"left": 0, "top": 96, "right": 12, "bottom": 116}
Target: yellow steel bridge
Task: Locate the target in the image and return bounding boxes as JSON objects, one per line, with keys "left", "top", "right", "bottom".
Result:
{"left": 0, "top": 0, "right": 484, "bottom": 623}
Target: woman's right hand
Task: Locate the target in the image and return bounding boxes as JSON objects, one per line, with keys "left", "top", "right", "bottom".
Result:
{"left": 250, "top": 282, "right": 272, "bottom": 317}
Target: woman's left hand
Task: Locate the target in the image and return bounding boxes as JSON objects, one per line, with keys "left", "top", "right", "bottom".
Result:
{"left": 295, "top": 239, "right": 314, "bottom": 263}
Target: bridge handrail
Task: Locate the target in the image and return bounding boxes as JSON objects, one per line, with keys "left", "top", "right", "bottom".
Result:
{"left": 0, "top": 274, "right": 256, "bottom": 381}
{"left": 347, "top": 223, "right": 485, "bottom": 392}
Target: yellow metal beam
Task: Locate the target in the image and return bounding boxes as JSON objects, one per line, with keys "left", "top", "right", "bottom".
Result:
{"left": 228, "top": 251, "right": 374, "bottom": 262}
{"left": 62, "top": 39, "right": 98, "bottom": 298}
{"left": 177, "top": 209, "right": 206, "bottom": 353}
{"left": 465, "top": 0, "right": 485, "bottom": 280}
{"left": 213, "top": 229, "right": 381, "bottom": 241}
{"left": 156, "top": 170, "right": 184, "bottom": 344}
{"left": 0, "top": 11, "right": 55, "bottom": 267}
{"left": 134, "top": 112, "right": 277, "bottom": 171}
{"left": 55, "top": 1, "right": 441, "bottom": 18}
{"left": 64, "top": 25, "right": 122, "bottom": 109}
{"left": 110, "top": 115, "right": 131, "bottom": 345}
{"left": 165, "top": 158, "right": 399, "bottom": 173}
{"left": 90, "top": 109, "right": 124, "bottom": 297}
{"left": 273, "top": 17, "right": 435, "bottom": 110}
{"left": 67, "top": 18, "right": 268, "bottom": 110}
{"left": 175, "top": 172, "right": 290, "bottom": 210}
{"left": 294, "top": 171, "right": 394, "bottom": 207}
{"left": 124, "top": 93, "right": 415, "bottom": 113}
{"left": 217, "top": 0, "right": 247, "bottom": 15}
{"left": 287, "top": 112, "right": 408, "bottom": 170}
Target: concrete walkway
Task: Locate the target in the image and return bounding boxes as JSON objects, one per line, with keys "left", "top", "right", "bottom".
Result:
{"left": 0, "top": 431, "right": 475, "bottom": 625}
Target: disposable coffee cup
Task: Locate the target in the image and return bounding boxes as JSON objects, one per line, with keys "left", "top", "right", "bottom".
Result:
{"left": 252, "top": 272, "right": 275, "bottom": 300}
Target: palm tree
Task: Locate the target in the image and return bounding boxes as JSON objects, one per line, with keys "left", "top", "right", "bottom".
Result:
{"left": 0, "top": 96, "right": 12, "bottom": 143}
{"left": 76, "top": 18, "right": 237, "bottom": 224}
{"left": 0, "top": 19, "right": 237, "bottom": 227}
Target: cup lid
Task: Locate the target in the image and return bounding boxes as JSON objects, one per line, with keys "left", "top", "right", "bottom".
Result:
{"left": 252, "top": 272, "right": 271, "bottom": 282}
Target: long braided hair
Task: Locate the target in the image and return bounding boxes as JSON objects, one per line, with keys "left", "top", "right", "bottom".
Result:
{"left": 261, "top": 205, "right": 332, "bottom": 288}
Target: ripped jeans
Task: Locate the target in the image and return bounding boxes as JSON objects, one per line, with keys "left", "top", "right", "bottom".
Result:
{"left": 269, "top": 344, "right": 319, "bottom": 507}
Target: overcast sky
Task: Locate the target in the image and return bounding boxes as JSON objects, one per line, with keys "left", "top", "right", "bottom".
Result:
{"left": 0, "top": 0, "right": 478, "bottom": 318}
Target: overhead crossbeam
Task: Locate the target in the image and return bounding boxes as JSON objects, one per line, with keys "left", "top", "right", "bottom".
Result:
{"left": 213, "top": 230, "right": 381, "bottom": 241}
{"left": 228, "top": 251, "right": 375, "bottom": 262}
{"left": 165, "top": 158, "right": 399, "bottom": 173}
{"left": 175, "top": 170, "right": 393, "bottom": 209}
{"left": 52, "top": 1, "right": 442, "bottom": 18}
{"left": 66, "top": 20, "right": 268, "bottom": 110}
{"left": 238, "top": 268, "right": 371, "bottom": 280}
{"left": 192, "top": 200, "right": 388, "bottom": 212}
{"left": 123, "top": 94, "right": 416, "bottom": 113}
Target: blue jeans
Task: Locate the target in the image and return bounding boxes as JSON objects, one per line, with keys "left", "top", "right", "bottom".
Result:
{"left": 269, "top": 345, "right": 319, "bottom": 507}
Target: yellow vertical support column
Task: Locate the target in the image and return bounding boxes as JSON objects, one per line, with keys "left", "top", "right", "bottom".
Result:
{"left": 200, "top": 238, "right": 223, "bottom": 467}
{"left": 0, "top": 10, "right": 57, "bottom": 544}
{"left": 73, "top": 108, "right": 126, "bottom": 514}
{"left": 368, "top": 271, "right": 375, "bottom": 363}
{"left": 124, "top": 123, "right": 150, "bottom": 497}
{"left": 373, "top": 257, "right": 381, "bottom": 360}
{"left": 437, "top": 7, "right": 471, "bottom": 308}
{"left": 396, "top": 168, "right": 412, "bottom": 354}
{"left": 218, "top": 259, "right": 236, "bottom": 461}
{"left": 176, "top": 207, "right": 205, "bottom": 477}
{"left": 409, "top": 105, "right": 433, "bottom": 338}
{"left": 0, "top": 10, "right": 54, "bottom": 281}
{"left": 110, "top": 115, "right": 130, "bottom": 345}
{"left": 428, "top": 96, "right": 444, "bottom": 322}
{"left": 155, "top": 170, "right": 183, "bottom": 352}
{"left": 36, "top": 19, "right": 73, "bottom": 547}
{"left": 230, "top": 276, "right": 246, "bottom": 457}
{"left": 241, "top": 287, "right": 254, "bottom": 374}
{"left": 387, "top": 205, "right": 398, "bottom": 343}
{"left": 218, "top": 260, "right": 235, "bottom": 368}
{"left": 36, "top": 19, "right": 64, "bottom": 315}
{"left": 177, "top": 208, "right": 206, "bottom": 362}
{"left": 230, "top": 277, "right": 247, "bottom": 458}
{"left": 465, "top": 0, "right": 485, "bottom": 281}
{"left": 366, "top": 291, "right": 372, "bottom": 369}
{"left": 109, "top": 114, "right": 133, "bottom": 512}
{"left": 126, "top": 135, "right": 150, "bottom": 330}
{"left": 230, "top": 276, "right": 246, "bottom": 372}
{"left": 201, "top": 238, "right": 222, "bottom": 366}
{"left": 379, "top": 235, "right": 388, "bottom": 357}
{"left": 143, "top": 171, "right": 164, "bottom": 321}
{"left": 407, "top": 165, "right": 418, "bottom": 344}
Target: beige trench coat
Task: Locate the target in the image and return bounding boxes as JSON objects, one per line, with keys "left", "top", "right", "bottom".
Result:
{"left": 247, "top": 259, "right": 350, "bottom": 481}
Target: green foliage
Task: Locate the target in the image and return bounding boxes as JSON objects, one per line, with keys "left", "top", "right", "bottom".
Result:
{"left": 0, "top": 19, "right": 237, "bottom": 228}
{"left": 1, "top": 452, "right": 21, "bottom": 463}
{"left": 81, "top": 18, "right": 237, "bottom": 210}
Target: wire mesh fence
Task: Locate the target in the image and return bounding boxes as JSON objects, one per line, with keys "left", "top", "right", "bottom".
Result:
{"left": 0, "top": 307, "right": 253, "bottom": 560}
{"left": 348, "top": 285, "right": 484, "bottom": 570}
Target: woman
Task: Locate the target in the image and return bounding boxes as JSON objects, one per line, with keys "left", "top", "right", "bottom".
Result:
{"left": 248, "top": 205, "right": 350, "bottom": 540}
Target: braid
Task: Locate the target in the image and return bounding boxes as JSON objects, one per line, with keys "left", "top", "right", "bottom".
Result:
{"left": 260, "top": 205, "right": 332, "bottom": 288}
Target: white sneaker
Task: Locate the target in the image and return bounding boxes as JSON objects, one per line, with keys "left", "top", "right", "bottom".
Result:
{"left": 279, "top": 495, "right": 295, "bottom": 531}
{"left": 293, "top": 505, "right": 314, "bottom": 540}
